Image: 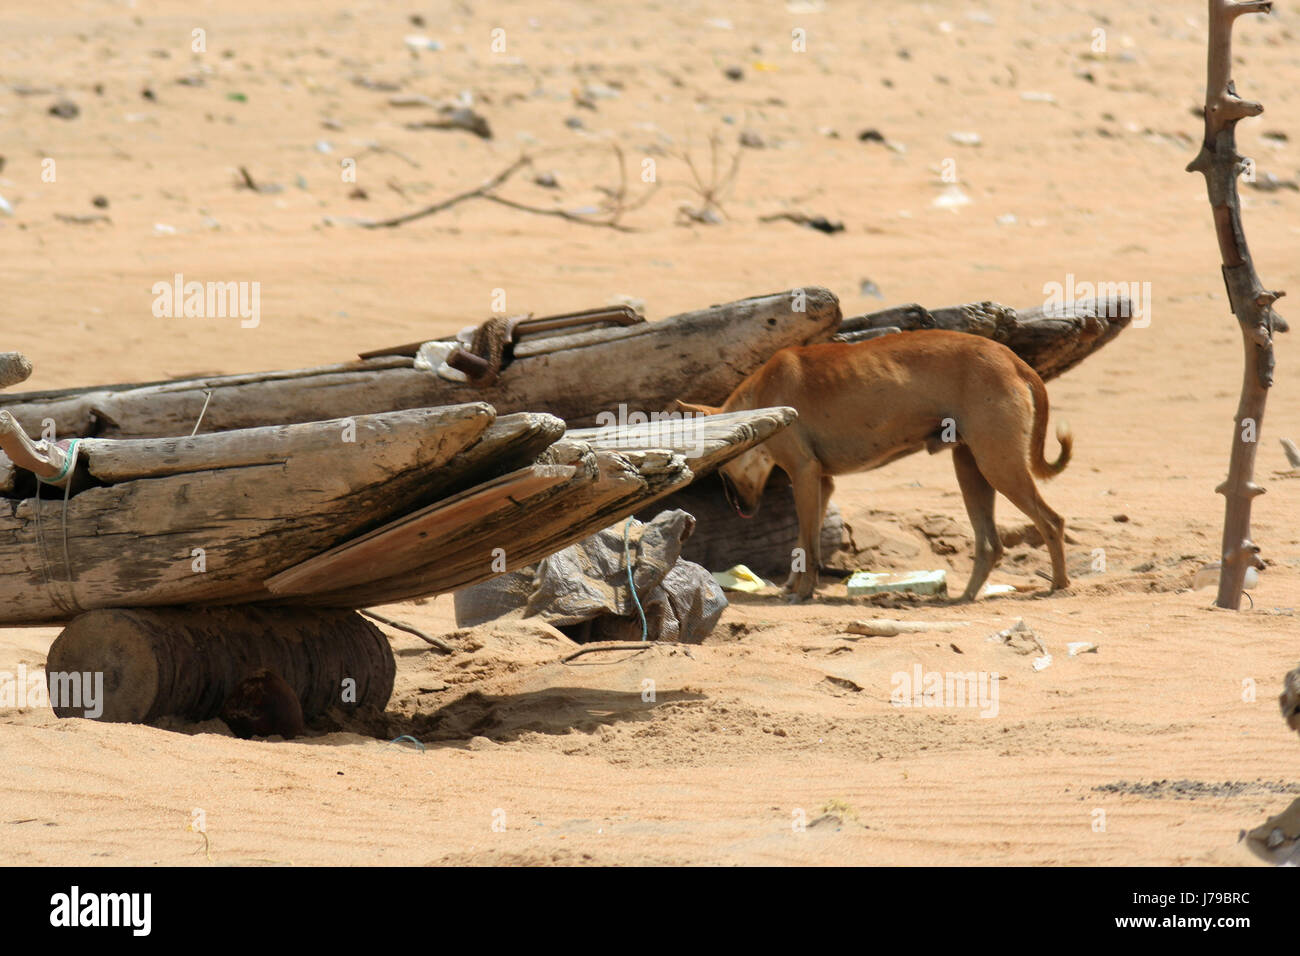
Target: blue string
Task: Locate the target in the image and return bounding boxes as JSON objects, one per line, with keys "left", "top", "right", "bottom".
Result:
{"left": 389, "top": 735, "right": 425, "bottom": 751}
{"left": 623, "top": 517, "right": 648, "bottom": 642}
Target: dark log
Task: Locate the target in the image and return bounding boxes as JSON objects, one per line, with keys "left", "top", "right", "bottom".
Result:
{"left": 46, "top": 606, "right": 395, "bottom": 725}
{"left": 637, "top": 473, "right": 847, "bottom": 577}
{"left": 834, "top": 294, "right": 1133, "bottom": 382}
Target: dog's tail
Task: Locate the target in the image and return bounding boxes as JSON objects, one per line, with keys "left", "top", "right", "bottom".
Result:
{"left": 1020, "top": 366, "right": 1072, "bottom": 478}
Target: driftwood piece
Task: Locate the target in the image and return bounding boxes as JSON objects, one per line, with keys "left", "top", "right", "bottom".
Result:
{"left": 834, "top": 294, "right": 1133, "bottom": 382}
{"left": 0, "top": 289, "right": 839, "bottom": 437}
{"left": 0, "top": 353, "right": 33, "bottom": 389}
{"left": 46, "top": 607, "right": 394, "bottom": 724}
{"left": 1187, "top": 0, "right": 1285, "bottom": 609}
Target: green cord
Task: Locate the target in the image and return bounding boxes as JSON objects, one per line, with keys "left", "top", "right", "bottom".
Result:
{"left": 623, "top": 517, "right": 648, "bottom": 642}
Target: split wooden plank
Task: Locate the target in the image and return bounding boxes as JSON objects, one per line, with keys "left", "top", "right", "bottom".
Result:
{"left": 565, "top": 406, "right": 797, "bottom": 474}
{"left": 291, "top": 446, "right": 691, "bottom": 607}
{"left": 265, "top": 462, "right": 579, "bottom": 596}
{"left": 280, "top": 407, "right": 796, "bottom": 607}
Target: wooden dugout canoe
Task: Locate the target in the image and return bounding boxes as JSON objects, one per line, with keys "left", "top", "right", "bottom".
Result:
{"left": 0, "top": 288, "right": 839, "bottom": 440}
{"left": 0, "top": 388, "right": 795, "bottom": 624}
{"left": 0, "top": 404, "right": 547, "bottom": 625}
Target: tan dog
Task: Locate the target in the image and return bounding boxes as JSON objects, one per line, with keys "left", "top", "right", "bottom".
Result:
{"left": 674, "top": 330, "right": 1072, "bottom": 601}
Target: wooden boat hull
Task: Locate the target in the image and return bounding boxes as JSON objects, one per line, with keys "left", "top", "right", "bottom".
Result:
{"left": 0, "top": 289, "right": 839, "bottom": 440}
{"left": 0, "top": 404, "right": 548, "bottom": 625}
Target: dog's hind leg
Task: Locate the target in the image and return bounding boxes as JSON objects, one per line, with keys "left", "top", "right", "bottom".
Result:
{"left": 952, "top": 444, "right": 1003, "bottom": 601}
{"left": 975, "top": 456, "right": 1068, "bottom": 592}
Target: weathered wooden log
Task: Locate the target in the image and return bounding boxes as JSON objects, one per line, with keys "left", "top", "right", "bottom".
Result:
{"left": 834, "top": 294, "right": 1133, "bottom": 382}
{"left": 0, "top": 289, "right": 840, "bottom": 438}
{"left": 45, "top": 606, "right": 395, "bottom": 725}
{"left": 0, "top": 405, "right": 504, "bottom": 624}
{"left": 636, "top": 474, "right": 846, "bottom": 577}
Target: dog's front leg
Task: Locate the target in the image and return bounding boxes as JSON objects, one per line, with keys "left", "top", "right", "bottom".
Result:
{"left": 786, "top": 464, "right": 825, "bottom": 601}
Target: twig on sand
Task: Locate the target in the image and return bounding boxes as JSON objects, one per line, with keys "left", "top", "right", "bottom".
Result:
{"left": 360, "top": 609, "right": 454, "bottom": 654}
{"left": 560, "top": 641, "right": 654, "bottom": 664}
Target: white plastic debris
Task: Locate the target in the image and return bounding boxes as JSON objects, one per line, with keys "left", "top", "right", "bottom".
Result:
{"left": 1067, "top": 641, "right": 1098, "bottom": 656}
{"left": 413, "top": 341, "right": 470, "bottom": 383}
{"left": 847, "top": 569, "right": 947, "bottom": 597}
{"left": 1193, "top": 562, "right": 1259, "bottom": 590}
{"left": 404, "top": 35, "right": 443, "bottom": 52}
{"left": 948, "top": 131, "right": 982, "bottom": 147}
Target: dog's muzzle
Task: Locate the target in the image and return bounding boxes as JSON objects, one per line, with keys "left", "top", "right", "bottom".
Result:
{"left": 720, "top": 472, "right": 757, "bottom": 520}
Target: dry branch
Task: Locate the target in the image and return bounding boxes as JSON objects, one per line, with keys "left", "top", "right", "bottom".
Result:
{"left": 1186, "top": 0, "right": 1287, "bottom": 609}
{"left": 362, "top": 146, "right": 656, "bottom": 231}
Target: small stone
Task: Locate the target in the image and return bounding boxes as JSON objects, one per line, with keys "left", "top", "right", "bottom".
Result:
{"left": 723, "top": 66, "right": 744, "bottom": 81}
{"left": 48, "top": 99, "right": 79, "bottom": 119}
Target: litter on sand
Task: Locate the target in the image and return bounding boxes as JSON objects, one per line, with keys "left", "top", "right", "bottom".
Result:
{"left": 847, "top": 569, "right": 947, "bottom": 597}
{"left": 988, "top": 618, "right": 1052, "bottom": 670}
{"left": 1192, "top": 562, "right": 1259, "bottom": 590}
{"left": 712, "top": 564, "right": 771, "bottom": 592}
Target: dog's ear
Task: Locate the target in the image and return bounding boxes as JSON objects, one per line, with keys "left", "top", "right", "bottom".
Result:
{"left": 668, "top": 399, "right": 721, "bottom": 416}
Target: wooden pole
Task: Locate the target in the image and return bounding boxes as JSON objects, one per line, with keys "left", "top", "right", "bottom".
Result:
{"left": 1186, "top": 0, "right": 1287, "bottom": 609}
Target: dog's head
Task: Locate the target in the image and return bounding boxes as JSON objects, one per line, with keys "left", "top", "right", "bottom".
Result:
{"left": 670, "top": 399, "right": 774, "bottom": 518}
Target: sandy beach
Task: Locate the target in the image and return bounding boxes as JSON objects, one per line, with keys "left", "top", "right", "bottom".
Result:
{"left": 2, "top": 0, "right": 1299, "bottom": 865}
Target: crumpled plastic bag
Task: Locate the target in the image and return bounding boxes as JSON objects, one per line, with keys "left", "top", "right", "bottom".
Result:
{"left": 454, "top": 509, "right": 727, "bottom": 644}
